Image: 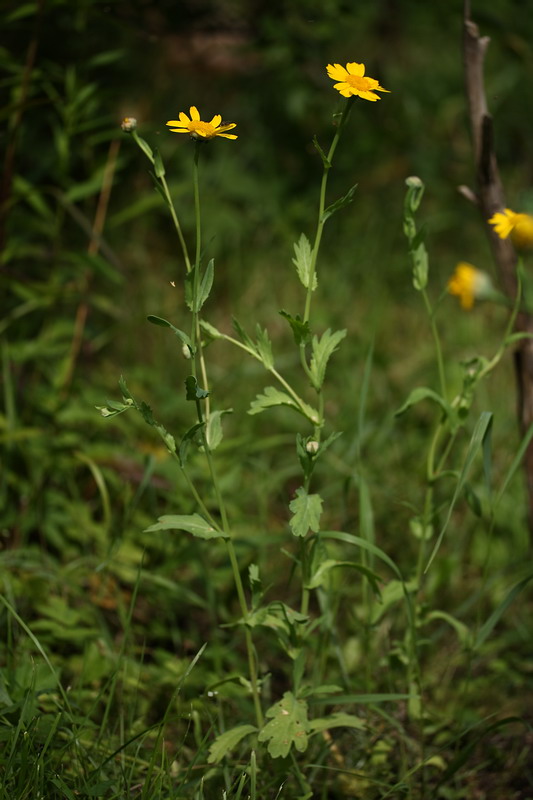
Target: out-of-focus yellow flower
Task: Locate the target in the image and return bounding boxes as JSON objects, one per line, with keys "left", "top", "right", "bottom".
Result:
{"left": 326, "top": 62, "right": 390, "bottom": 101}
{"left": 488, "top": 208, "right": 533, "bottom": 251}
{"left": 448, "top": 262, "right": 494, "bottom": 310}
{"left": 166, "top": 106, "right": 237, "bottom": 140}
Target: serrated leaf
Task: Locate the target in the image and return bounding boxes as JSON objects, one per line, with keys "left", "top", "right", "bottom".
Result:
{"left": 112, "top": 379, "right": 176, "bottom": 453}
{"left": 232, "top": 317, "right": 254, "bottom": 348}
{"left": 185, "top": 375, "right": 209, "bottom": 401}
{"left": 248, "top": 387, "right": 299, "bottom": 415}
{"left": 248, "top": 387, "right": 319, "bottom": 424}
{"left": 395, "top": 387, "right": 452, "bottom": 419}
{"left": 207, "top": 724, "right": 257, "bottom": 764}
{"left": 309, "top": 328, "right": 346, "bottom": 390}
{"left": 145, "top": 514, "right": 226, "bottom": 539}
{"left": 255, "top": 325, "right": 274, "bottom": 369}
{"left": 206, "top": 409, "right": 233, "bottom": 451}
{"left": 309, "top": 713, "right": 365, "bottom": 734}
{"left": 322, "top": 184, "right": 357, "bottom": 223}
{"left": 289, "top": 487, "right": 323, "bottom": 538}
{"left": 279, "top": 310, "right": 311, "bottom": 346}
{"left": 258, "top": 692, "right": 309, "bottom": 758}
{"left": 292, "top": 233, "right": 317, "bottom": 291}
{"left": 118, "top": 375, "right": 133, "bottom": 400}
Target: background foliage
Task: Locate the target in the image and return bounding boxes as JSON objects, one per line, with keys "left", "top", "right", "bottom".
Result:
{"left": 2, "top": 0, "right": 533, "bottom": 797}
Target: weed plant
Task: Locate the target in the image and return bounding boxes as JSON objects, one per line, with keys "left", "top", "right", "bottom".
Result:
{"left": 101, "top": 67, "right": 531, "bottom": 796}
{"left": 2, "top": 3, "right": 533, "bottom": 799}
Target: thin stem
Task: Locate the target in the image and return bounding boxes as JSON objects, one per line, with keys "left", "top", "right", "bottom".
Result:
{"left": 198, "top": 409, "right": 264, "bottom": 727}
{"left": 131, "top": 131, "right": 191, "bottom": 273}
{"left": 160, "top": 174, "right": 192, "bottom": 273}
{"left": 193, "top": 143, "right": 202, "bottom": 270}
{"left": 421, "top": 287, "right": 447, "bottom": 400}
{"left": 303, "top": 99, "right": 353, "bottom": 325}
{"left": 190, "top": 145, "right": 210, "bottom": 414}
{"left": 187, "top": 150, "right": 262, "bottom": 725}
{"left": 218, "top": 332, "right": 318, "bottom": 424}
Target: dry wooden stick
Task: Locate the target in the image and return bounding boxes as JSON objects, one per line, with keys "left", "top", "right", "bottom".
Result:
{"left": 462, "top": 0, "right": 533, "bottom": 530}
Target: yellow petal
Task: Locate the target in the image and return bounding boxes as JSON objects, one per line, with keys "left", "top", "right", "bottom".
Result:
{"left": 333, "top": 81, "right": 349, "bottom": 91}
{"left": 511, "top": 213, "right": 533, "bottom": 250}
{"left": 217, "top": 133, "right": 238, "bottom": 139}
{"left": 357, "top": 91, "right": 380, "bottom": 101}
{"left": 209, "top": 114, "right": 222, "bottom": 127}
{"left": 179, "top": 111, "right": 190, "bottom": 125}
{"left": 218, "top": 122, "right": 236, "bottom": 132}
{"left": 189, "top": 106, "right": 200, "bottom": 121}
{"left": 346, "top": 62, "right": 365, "bottom": 76}
{"left": 166, "top": 120, "right": 182, "bottom": 126}
{"left": 327, "top": 63, "right": 348, "bottom": 80}
{"left": 168, "top": 128, "right": 188, "bottom": 133}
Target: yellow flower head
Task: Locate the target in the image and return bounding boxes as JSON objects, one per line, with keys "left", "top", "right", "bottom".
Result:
{"left": 448, "top": 263, "right": 494, "bottom": 310}
{"left": 488, "top": 208, "right": 533, "bottom": 251}
{"left": 326, "top": 62, "right": 390, "bottom": 101}
{"left": 166, "top": 106, "right": 237, "bottom": 141}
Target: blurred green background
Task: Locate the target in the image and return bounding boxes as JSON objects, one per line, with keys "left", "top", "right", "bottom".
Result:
{"left": 2, "top": 0, "right": 533, "bottom": 794}
{"left": 3, "top": 0, "right": 533, "bottom": 542}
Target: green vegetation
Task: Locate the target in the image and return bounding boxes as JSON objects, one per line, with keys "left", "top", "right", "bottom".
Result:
{"left": 2, "top": 1, "right": 533, "bottom": 798}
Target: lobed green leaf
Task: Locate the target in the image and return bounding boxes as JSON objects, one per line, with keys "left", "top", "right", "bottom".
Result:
{"left": 309, "top": 328, "right": 347, "bottom": 390}
{"left": 289, "top": 487, "right": 323, "bottom": 538}
{"left": 292, "top": 233, "right": 317, "bottom": 291}
{"left": 258, "top": 691, "right": 309, "bottom": 758}
{"left": 207, "top": 724, "right": 257, "bottom": 764}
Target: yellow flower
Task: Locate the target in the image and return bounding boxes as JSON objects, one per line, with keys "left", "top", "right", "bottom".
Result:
{"left": 488, "top": 208, "right": 533, "bottom": 251}
{"left": 326, "top": 62, "right": 390, "bottom": 101}
{"left": 447, "top": 263, "right": 494, "bottom": 310}
{"left": 166, "top": 106, "right": 237, "bottom": 140}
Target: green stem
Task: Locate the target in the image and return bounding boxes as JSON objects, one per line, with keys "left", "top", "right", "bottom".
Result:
{"left": 190, "top": 145, "right": 211, "bottom": 414}
{"left": 303, "top": 98, "right": 353, "bottom": 325}
{"left": 197, "top": 403, "right": 263, "bottom": 727}
{"left": 193, "top": 143, "right": 202, "bottom": 270}
{"left": 160, "top": 174, "right": 192, "bottom": 274}
{"left": 131, "top": 130, "right": 191, "bottom": 273}
{"left": 182, "top": 144, "right": 262, "bottom": 727}
{"left": 219, "top": 332, "right": 317, "bottom": 424}
{"left": 421, "top": 287, "right": 447, "bottom": 400}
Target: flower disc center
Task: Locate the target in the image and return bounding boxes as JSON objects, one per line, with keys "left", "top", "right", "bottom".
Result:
{"left": 346, "top": 75, "right": 372, "bottom": 91}
{"left": 190, "top": 121, "right": 215, "bottom": 137}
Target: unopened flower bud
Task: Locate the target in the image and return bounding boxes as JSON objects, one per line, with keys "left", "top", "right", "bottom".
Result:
{"left": 182, "top": 344, "right": 192, "bottom": 360}
{"left": 121, "top": 117, "right": 137, "bottom": 132}
{"left": 306, "top": 440, "right": 319, "bottom": 455}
